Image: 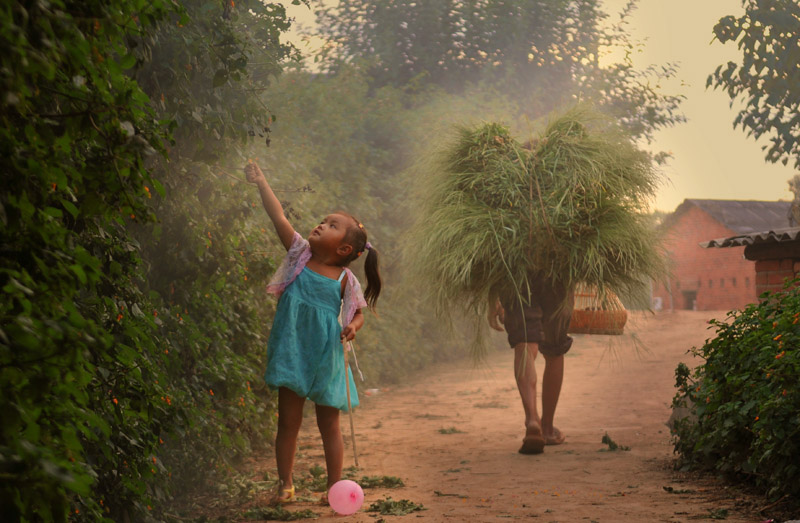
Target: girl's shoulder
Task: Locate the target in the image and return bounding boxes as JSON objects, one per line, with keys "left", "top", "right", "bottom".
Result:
{"left": 288, "top": 232, "right": 309, "bottom": 252}
{"left": 342, "top": 267, "right": 363, "bottom": 287}
{"left": 339, "top": 267, "right": 360, "bottom": 289}
{"left": 266, "top": 233, "right": 311, "bottom": 297}
{"left": 284, "top": 233, "right": 311, "bottom": 265}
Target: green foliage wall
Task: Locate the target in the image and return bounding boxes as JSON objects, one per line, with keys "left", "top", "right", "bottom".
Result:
{"left": 1, "top": 1, "right": 174, "bottom": 519}
{"left": 128, "top": 0, "right": 299, "bottom": 502}
{"left": 1, "top": 0, "right": 297, "bottom": 520}
{"left": 672, "top": 282, "right": 800, "bottom": 505}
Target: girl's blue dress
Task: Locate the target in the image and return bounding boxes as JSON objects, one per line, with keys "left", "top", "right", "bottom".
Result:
{"left": 264, "top": 267, "right": 359, "bottom": 411}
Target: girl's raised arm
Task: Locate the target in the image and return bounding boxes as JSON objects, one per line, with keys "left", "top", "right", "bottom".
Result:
{"left": 245, "top": 161, "right": 296, "bottom": 250}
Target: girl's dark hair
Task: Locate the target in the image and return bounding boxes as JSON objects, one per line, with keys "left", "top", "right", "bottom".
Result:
{"left": 338, "top": 212, "right": 382, "bottom": 309}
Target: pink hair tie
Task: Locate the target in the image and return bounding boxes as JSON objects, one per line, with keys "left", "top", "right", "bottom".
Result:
{"left": 365, "top": 242, "right": 372, "bottom": 251}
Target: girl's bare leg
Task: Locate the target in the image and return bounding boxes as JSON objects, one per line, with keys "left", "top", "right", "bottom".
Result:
{"left": 275, "top": 387, "right": 305, "bottom": 497}
{"left": 541, "top": 353, "right": 565, "bottom": 444}
{"left": 315, "top": 403, "right": 344, "bottom": 489}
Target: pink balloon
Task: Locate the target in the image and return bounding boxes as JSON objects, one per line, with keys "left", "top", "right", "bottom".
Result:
{"left": 328, "top": 480, "right": 364, "bottom": 515}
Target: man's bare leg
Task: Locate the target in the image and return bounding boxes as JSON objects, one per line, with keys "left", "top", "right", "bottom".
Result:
{"left": 541, "top": 353, "right": 565, "bottom": 445}
{"left": 514, "top": 342, "right": 545, "bottom": 454}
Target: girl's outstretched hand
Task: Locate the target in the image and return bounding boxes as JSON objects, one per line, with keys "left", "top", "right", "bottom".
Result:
{"left": 244, "top": 161, "right": 265, "bottom": 184}
{"left": 244, "top": 159, "right": 295, "bottom": 250}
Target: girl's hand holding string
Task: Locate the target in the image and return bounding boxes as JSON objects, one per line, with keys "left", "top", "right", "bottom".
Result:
{"left": 341, "top": 311, "right": 363, "bottom": 343}
{"left": 340, "top": 324, "right": 357, "bottom": 343}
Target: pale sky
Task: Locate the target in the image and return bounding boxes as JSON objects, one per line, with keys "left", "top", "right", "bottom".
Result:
{"left": 284, "top": 0, "right": 796, "bottom": 212}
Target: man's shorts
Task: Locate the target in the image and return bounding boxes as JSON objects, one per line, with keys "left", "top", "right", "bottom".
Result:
{"left": 500, "top": 277, "right": 574, "bottom": 357}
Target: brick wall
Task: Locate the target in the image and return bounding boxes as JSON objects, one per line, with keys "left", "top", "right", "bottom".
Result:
{"left": 653, "top": 205, "right": 757, "bottom": 311}
{"left": 755, "top": 258, "right": 799, "bottom": 295}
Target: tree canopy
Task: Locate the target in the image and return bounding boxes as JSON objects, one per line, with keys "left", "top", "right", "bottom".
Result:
{"left": 709, "top": 0, "right": 800, "bottom": 169}
{"left": 315, "top": 0, "right": 686, "bottom": 145}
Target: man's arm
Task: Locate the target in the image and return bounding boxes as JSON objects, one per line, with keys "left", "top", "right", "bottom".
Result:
{"left": 488, "top": 297, "right": 505, "bottom": 332}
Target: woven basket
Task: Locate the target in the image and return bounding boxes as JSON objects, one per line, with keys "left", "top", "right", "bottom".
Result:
{"left": 568, "top": 284, "right": 628, "bottom": 335}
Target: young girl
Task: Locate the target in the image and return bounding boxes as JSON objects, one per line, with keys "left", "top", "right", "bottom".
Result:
{"left": 244, "top": 161, "right": 381, "bottom": 505}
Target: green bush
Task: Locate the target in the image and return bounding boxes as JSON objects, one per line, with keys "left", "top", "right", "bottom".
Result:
{"left": 0, "top": 1, "right": 175, "bottom": 519}
{"left": 672, "top": 279, "right": 800, "bottom": 503}
{"left": 0, "top": 0, "right": 293, "bottom": 520}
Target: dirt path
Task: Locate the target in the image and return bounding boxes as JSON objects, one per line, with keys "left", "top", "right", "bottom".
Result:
{"left": 245, "top": 311, "right": 763, "bottom": 522}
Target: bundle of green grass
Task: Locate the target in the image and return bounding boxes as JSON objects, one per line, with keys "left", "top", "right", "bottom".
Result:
{"left": 410, "top": 108, "right": 666, "bottom": 357}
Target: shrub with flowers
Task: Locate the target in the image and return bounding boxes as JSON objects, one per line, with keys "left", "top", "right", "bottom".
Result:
{"left": 672, "top": 278, "right": 800, "bottom": 505}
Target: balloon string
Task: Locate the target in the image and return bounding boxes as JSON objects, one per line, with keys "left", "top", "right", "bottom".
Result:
{"left": 349, "top": 339, "right": 365, "bottom": 382}
{"left": 344, "top": 343, "right": 359, "bottom": 468}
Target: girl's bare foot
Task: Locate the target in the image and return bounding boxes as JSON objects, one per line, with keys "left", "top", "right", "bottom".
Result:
{"left": 519, "top": 422, "right": 546, "bottom": 454}
{"left": 318, "top": 481, "right": 336, "bottom": 506}
{"left": 544, "top": 427, "right": 566, "bottom": 445}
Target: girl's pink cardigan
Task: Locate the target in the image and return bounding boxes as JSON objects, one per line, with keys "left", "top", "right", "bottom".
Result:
{"left": 266, "top": 232, "right": 367, "bottom": 326}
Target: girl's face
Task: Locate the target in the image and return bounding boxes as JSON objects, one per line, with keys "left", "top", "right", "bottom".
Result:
{"left": 308, "top": 214, "right": 353, "bottom": 254}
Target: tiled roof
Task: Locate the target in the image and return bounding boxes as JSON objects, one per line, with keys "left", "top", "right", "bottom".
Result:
{"left": 701, "top": 227, "right": 800, "bottom": 248}
{"left": 663, "top": 199, "right": 792, "bottom": 234}
{"left": 683, "top": 199, "right": 792, "bottom": 234}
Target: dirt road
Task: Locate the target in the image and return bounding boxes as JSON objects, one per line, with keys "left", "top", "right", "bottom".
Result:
{"left": 245, "top": 311, "right": 763, "bottom": 522}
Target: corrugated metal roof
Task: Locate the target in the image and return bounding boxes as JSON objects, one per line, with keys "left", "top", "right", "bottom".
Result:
{"left": 685, "top": 199, "right": 792, "bottom": 234}
{"left": 701, "top": 227, "right": 800, "bottom": 248}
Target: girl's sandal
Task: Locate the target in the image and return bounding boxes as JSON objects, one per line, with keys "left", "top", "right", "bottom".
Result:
{"left": 270, "top": 483, "right": 296, "bottom": 506}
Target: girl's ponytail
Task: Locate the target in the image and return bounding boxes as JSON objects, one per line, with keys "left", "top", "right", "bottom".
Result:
{"left": 363, "top": 245, "right": 381, "bottom": 309}
{"left": 339, "top": 211, "right": 382, "bottom": 308}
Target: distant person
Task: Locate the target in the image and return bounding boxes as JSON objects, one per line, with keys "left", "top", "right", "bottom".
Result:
{"left": 488, "top": 276, "right": 573, "bottom": 454}
{"left": 245, "top": 161, "right": 381, "bottom": 504}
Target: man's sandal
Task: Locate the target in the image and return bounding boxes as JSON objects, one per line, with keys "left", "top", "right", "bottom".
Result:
{"left": 270, "top": 483, "right": 296, "bottom": 505}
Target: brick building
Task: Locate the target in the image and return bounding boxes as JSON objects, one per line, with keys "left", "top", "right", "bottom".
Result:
{"left": 703, "top": 227, "right": 800, "bottom": 296}
{"left": 652, "top": 199, "right": 791, "bottom": 311}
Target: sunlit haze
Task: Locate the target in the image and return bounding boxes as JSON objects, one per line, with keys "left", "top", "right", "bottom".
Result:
{"left": 284, "top": 0, "right": 796, "bottom": 212}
